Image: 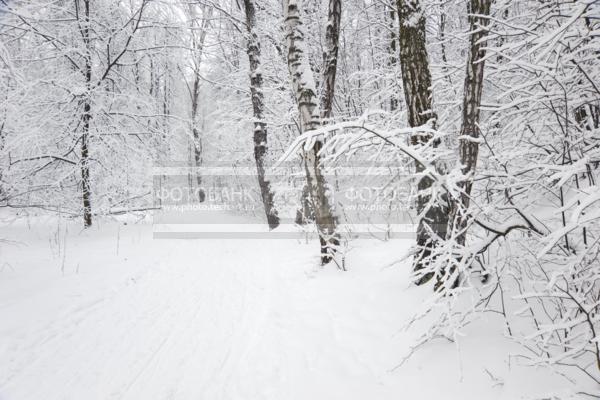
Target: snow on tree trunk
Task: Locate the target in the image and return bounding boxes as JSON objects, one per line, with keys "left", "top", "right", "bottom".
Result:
{"left": 321, "top": 0, "right": 341, "bottom": 120}
{"left": 79, "top": 0, "right": 93, "bottom": 228}
{"left": 450, "top": 0, "right": 492, "bottom": 246}
{"left": 396, "top": 0, "right": 448, "bottom": 282}
{"left": 284, "top": 0, "right": 339, "bottom": 264}
{"left": 190, "top": 75, "right": 204, "bottom": 202}
{"left": 243, "top": 0, "right": 280, "bottom": 229}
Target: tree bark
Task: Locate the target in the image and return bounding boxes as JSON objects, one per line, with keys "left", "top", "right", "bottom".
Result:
{"left": 298, "top": 0, "right": 342, "bottom": 225}
{"left": 284, "top": 0, "right": 339, "bottom": 264}
{"left": 388, "top": 6, "right": 398, "bottom": 112}
{"left": 396, "top": 0, "right": 448, "bottom": 281}
{"left": 321, "top": 0, "right": 341, "bottom": 119}
{"left": 78, "top": 0, "right": 93, "bottom": 228}
{"left": 189, "top": 4, "right": 211, "bottom": 203}
{"left": 451, "top": 0, "right": 492, "bottom": 245}
{"left": 243, "top": 0, "right": 280, "bottom": 229}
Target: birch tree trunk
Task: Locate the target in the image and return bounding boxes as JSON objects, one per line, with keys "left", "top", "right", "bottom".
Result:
{"left": 243, "top": 0, "right": 280, "bottom": 229}
{"left": 451, "top": 0, "right": 492, "bottom": 245}
{"left": 284, "top": 0, "right": 339, "bottom": 264}
{"left": 78, "top": 0, "right": 93, "bottom": 228}
{"left": 297, "top": 0, "right": 341, "bottom": 227}
{"left": 396, "top": 0, "right": 448, "bottom": 281}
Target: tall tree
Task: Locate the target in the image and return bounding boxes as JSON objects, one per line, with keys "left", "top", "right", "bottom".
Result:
{"left": 243, "top": 0, "right": 280, "bottom": 229}
{"left": 1, "top": 0, "right": 156, "bottom": 224}
{"left": 283, "top": 0, "right": 339, "bottom": 264}
{"left": 321, "top": 0, "right": 341, "bottom": 119}
{"left": 76, "top": 0, "right": 93, "bottom": 227}
{"left": 396, "top": 0, "right": 448, "bottom": 282}
{"left": 187, "top": 4, "right": 212, "bottom": 203}
{"left": 450, "top": 0, "right": 492, "bottom": 246}
{"left": 387, "top": 3, "right": 398, "bottom": 112}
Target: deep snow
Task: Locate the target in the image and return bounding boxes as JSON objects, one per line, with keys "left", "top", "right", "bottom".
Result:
{"left": 0, "top": 213, "right": 591, "bottom": 399}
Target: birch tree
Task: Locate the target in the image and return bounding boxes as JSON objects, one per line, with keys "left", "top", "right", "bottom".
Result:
{"left": 243, "top": 0, "right": 280, "bottom": 229}
{"left": 283, "top": 0, "right": 339, "bottom": 264}
{"left": 77, "top": 0, "right": 93, "bottom": 227}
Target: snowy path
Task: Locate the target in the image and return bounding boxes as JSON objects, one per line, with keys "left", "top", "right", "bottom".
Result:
{"left": 0, "top": 217, "right": 579, "bottom": 400}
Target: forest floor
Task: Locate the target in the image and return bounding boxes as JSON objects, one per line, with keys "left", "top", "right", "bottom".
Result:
{"left": 0, "top": 212, "right": 590, "bottom": 399}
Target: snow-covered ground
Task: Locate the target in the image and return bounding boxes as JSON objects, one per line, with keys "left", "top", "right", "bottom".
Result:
{"left": 0, "top": 213, "right": 590, "bottom": 399}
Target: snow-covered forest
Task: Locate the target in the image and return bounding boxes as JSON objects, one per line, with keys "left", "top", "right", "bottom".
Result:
{"left": 1, "top": 0, "right": 599, "bottom": 398}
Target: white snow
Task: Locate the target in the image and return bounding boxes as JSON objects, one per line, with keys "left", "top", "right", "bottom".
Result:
{"left": 0, "top": 212, "right": 589, "bottom": 399}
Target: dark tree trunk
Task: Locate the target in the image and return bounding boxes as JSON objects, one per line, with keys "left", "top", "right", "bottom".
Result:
{"left": 388, "top": 7, "right": 398, "bottom": 112}
{"left": 79, "top": 0, "right": 93, "bottom": 228}
{"left": 439, "top": 8, "right": 448, "bottom": 68}
{"left": 243, "top": 0, "right": 280, "bottom": 229}
{"left": 396, "top": 0, "right": 448, "bottom": 281}
{"left": 451, "top": 0, "right": 492, "bottom": 245}
{"left": 81, "top": 101, "right": 92, "bottom": 228}
{"left": 321, "top": 0, "right": 341, "bottom": 119}
{"left": 189, "top": 5, "right": 211, "bottom": 203}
